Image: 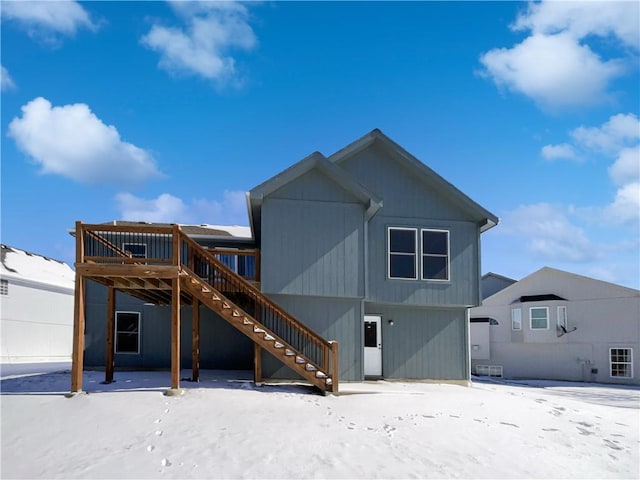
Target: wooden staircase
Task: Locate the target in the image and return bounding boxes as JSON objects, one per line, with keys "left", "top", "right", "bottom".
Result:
{"left": 70, "top": 222, "right": 338, "bottom": 395}
{"left": 181, "top": 270, "right": 336, "bottom": 392}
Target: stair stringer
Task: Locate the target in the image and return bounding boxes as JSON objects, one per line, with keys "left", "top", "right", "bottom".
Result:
{"left": 180, "top": 273, "right": 333, "bottom": 392}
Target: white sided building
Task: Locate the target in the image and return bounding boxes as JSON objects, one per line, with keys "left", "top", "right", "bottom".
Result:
{"left": 1, "top": 244, "right": 75, "bottom": 363}
{"left": 470, "top": 267, "right": 640, "bottom": 385}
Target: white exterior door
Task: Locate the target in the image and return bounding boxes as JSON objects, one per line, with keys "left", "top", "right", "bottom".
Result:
{"left": 364, "top": 315, "right": 382, "bottom": 376}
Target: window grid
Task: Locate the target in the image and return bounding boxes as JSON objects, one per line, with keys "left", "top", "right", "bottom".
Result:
{"left": 530, "top": 307, "right": 549, "bottom": 330}
{"left": 610, "top": 348, "right": 633, "bottom": 378}
{"left": 0, "top": 279, "right": 7, "bottom": 295}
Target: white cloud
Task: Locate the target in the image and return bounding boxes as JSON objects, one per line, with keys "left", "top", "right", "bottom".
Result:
{"left": 571, "top": 113, "right": 640, "bottom": 154}
{"left": 1, "top": 0, "right": 97, "bottom": 43}
{"left": 609, "top": 146, "right": 640, "bottom": 187}
{"left": 602, "top": 182, "right": 640, "bottom": 225}
{"left": 7, "top": 97, "right": 163, "bottom": 187}
{"left": 541, "top": 143, "right": 579, "bottom": 161}
{"left": 499, "top": 203, "right": 594, "bottom": 262}
{"left": 1, "top": 65, "right": 16, "bottom": 91}
{"left": 116, "top": 190, "right": 248, "bottom": 225}
{"left": 479, "top": 33, "right": 624, "bottom": 109}
{"left": 513, "top": 1, "right": 640, "bottom": 50}
{"left": 141, "top": 1, "right": 256, "bottom": 84}
{"left": 480, "top": 1, "right": 638, "bottom": 110}
{"left": 543, "top": 114, "right": 640, "bottom": 227}
{"left": 115, "top": 193, "right": 188, "bottom": 224}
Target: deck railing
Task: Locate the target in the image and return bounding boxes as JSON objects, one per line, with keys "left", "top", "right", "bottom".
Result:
{"left": 76, "top": 223, "right": 337, "bottom": 381}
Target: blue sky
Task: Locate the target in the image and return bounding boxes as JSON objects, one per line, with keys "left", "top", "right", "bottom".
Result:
{"left": 1, "top": 1, "right": 639, "bottom": 289}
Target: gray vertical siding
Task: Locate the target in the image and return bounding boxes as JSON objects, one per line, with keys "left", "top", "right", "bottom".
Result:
{"left": 332, "top": 141, "right": 483, "bottom": 307}
{"left": 84, "top": 282, "right": 253, "bottom": 370}
{"left": 366, "top": 216, "right": 480, "bottom": 307}
{"left": 261, "top": 294, "right": 362, "bottom": 381}
{"left": 366, "top": 303, "right": 469, "bottom": 380}
{"left": 261, "top": 198, "right": 364, "bottom": 299}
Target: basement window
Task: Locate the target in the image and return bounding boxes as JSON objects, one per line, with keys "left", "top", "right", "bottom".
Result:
{"left": 610, "top": 348, "right": 633, "bottom": 378}
{"left": 115, "top": 312, "right": 141, "bottom": 354}
{"left": 0, "top": 279, "right": 7, "bottom": 295}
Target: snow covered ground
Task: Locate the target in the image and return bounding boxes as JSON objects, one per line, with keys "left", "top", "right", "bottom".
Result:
{"left": 1, "top": 366, "right": 638, "bottom": 479}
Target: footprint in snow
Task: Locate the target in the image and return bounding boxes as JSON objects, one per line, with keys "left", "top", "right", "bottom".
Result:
{"left": 500, "top": 422, "right": 519, "bottom": 428}
{"left": 147, "top": 445, "right": 155, "bottom": 452}
{"left": 164, "top": 409, "right": 170, "bottom": 414}
{"left": 576, "top": 427, "right": 593, "bottom": 436}
{"left": 155, "top": 430, "right": 163, "bottom": 436}
{"left": 542, "top": 428, "right": 559, "bottom": 432}
{"left": 603, "top": 439, "right": 623, "bottom": 451}
{"left": 154, "top": 419, "right": 161, "bottom": 424}
{"left": 161, "top": 458, "right": 171, "bottom": 467}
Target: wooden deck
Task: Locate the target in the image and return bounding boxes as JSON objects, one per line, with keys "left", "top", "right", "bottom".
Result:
{"left": 70, "top": 222, "right": 338, "bottom": 395}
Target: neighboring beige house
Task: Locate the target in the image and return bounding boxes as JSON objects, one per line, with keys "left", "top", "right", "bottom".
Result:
{"left": 0, "top": 244, "right": 75, "bottom": 363}
{"left": 470, "top": 267, "right": 640, "bottom": 385}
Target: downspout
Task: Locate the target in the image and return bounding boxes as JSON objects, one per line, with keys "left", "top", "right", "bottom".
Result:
{"left": 362, "top": 200, "right": 382, "bottom": 379}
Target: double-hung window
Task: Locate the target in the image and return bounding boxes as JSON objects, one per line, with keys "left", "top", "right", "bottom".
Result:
{"left": 530, "top": 307, "right": 549, "bottom": 330}
{"left": 610, "top": 348, "right": 633, "bottom": 378}
{"left": 421, "top": 229, "right": 449, "bottom": 281}
{"left": 115, "top": 312, "right": 141, "bottom": 354}
{"left": 388, "top": 228, "right": 417, "bottom": 279}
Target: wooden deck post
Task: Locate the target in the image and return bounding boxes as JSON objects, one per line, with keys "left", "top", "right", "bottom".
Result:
{"left": 105, "top": 286, "right": 115, "bottom": 383}
{"left": 170, "top": 277, "right": 181, "bottom": 391}
{"left": 70, "top": 221, "right": 85, "bottom": 395}
{"left": 253, "top": 342, "right": 262, "bottom": 386}
{"left": 330, "top": 341, "right": 339, "bottom": 394}
{"left": 192, "top": 298, "right": 200, "bottom": 382}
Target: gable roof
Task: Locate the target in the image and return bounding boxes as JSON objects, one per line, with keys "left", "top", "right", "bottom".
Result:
{"left": 248, "top": 151, "right": 383, "bottom": 242}
{"left": 328, "top": 129, "right": 499, "bottom": 232}
{"left": 0, "top": 244, "right": 75, "bottom": 293}
{"left": 482, "top": 266, "right": 640, "bottom": 305}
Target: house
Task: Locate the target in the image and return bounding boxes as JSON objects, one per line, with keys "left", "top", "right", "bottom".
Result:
{"left": 0, "top": 244, "right": 75, "bottom": 363}
{"left": 70, "top": 129, "right": 498, "bottom": 394}
{"left": 470, "top": 267, "right": 640, "bottom": 385}
{"left": 481, "top": 272, "right": 516, "bottom": 300}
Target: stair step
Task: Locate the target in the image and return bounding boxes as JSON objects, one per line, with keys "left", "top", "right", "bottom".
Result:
{"left": 315, "top": 371, "right": 327, "bottom": 378}
{"left": 295, "top": 356, "right": 305, "bottom": 364}
{"left": 211, "top": 294, "right": 221, "bottom": 301}
{"left": 201, "top": 286, "right": 211, "bottom": 293}
{"left": 285, "top": 349, "right": 295, "bottom": 356}
{"left": 274, "top": 342, "right": 284, "bottom": 348}
{"left": 264, "top": 334, "right": 275, "bottom": 341}
{"left": 326, "top": 378, "right": 333, "bottom": 385}
{"left": 242, "top": 318, "right": 253, "bottom": 325}
{"left": 232, "top": 310, "right": 242, "bottom": 317}
{"left": 254, "top": 327, "right": 265, "bottom": 334}
{"left": 306, "top": 364, "right": 317, "bottom": 371}
{"left": 222, "top": 302, "right": 231, "bottom": 309}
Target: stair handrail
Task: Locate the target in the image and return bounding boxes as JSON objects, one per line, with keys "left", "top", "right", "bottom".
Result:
{"left": 177, "top": 229, "right": 334, "bottom": 351}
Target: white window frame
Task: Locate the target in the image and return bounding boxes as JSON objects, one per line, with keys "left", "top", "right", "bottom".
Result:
{"left": 0, "top": 279, "right": 7, "bottom": 295}
{"left": 420, "top": 228, "right": 450, "bottom": 282}
{"left": 115, "top": 311, "right": 141, "bottom": 354}
{"left": 122, "top": 243, "right": 147, "bottom": 259}
{"left": 530, "top": 307, "right": 549, "bottom": 330}
{"left": 610, "top": 348, "right": 633, "bottom": 378}
{"left": 557, "top": 306, "right": 567, "bottom": 331}
{"left": 511, "top": 308, "right": 522, "bottom": 331}
{"left": 387, "top": 227, "right": 418, "bottom": 280}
